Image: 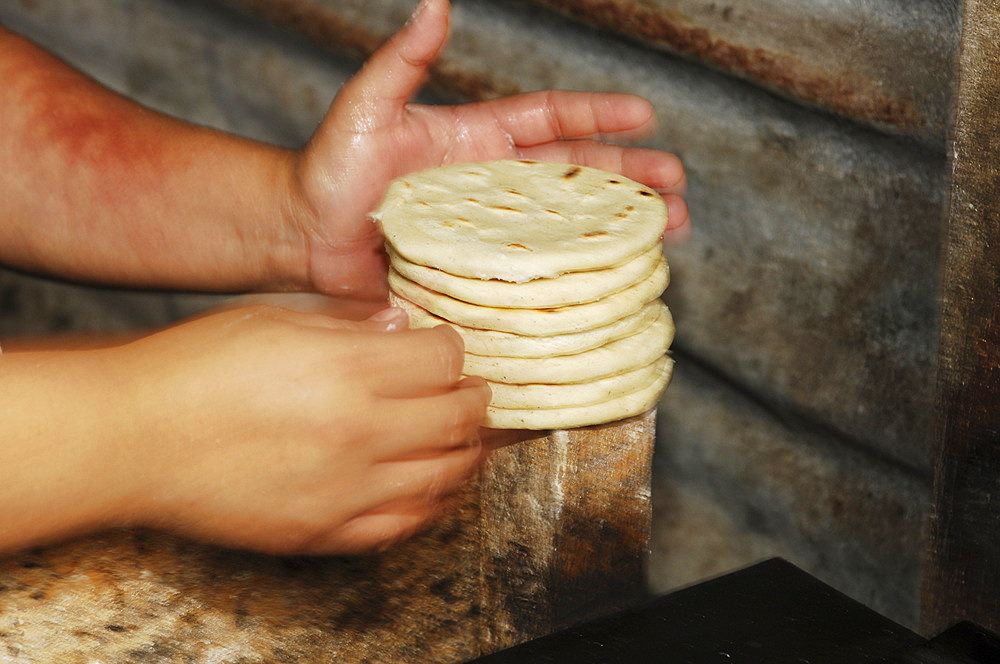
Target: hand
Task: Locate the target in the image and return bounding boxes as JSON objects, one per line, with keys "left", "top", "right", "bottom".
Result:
{"left": 116, "top": 303, "right": 490, "bottom": 555}
{"left": 206, "top": 291, "right": 391, "bottom": 322}
{"left": 290, "top": 0, "right": 689, "bottom": 299}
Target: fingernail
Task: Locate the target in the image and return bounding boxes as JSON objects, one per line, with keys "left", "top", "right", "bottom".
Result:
{"left": 370, "top": 307, "right": 401, "bottom": 321}
{"left": 462, "top": 375, "right": 492, "bottom": 399}
{"left": 407, "top": 0, "right": 432, "bottom": 24}
{"left": 369, "top": 307, "right": 409, "bottom": 331}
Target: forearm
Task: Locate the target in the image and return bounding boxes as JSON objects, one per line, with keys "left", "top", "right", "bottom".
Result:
{"left": 1, "top": 332, "right": 141, "bottom": 353}
{"left": 0, "top": 348, "right": 142, "bottom": 553}
{"left": 0, "top": 25, "right": 309, "bottom": 292}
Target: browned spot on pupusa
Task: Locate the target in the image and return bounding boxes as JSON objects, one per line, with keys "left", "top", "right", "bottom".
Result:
{"left": 563, "top": 166, "right": 583, "bottom": 179}
{"left": 506, "top": 243, "right": 533, "bottom": 251}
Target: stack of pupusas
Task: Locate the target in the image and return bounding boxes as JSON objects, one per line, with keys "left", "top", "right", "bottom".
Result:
{"left": 372, "top": 159, "right": 674, "bottom": 430}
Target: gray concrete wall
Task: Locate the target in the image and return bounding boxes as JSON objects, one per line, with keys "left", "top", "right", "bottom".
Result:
{"left": 0, "top": 0, "right": 952, "bottom": 629}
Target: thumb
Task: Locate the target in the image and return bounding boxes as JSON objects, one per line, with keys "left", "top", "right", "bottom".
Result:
{"left": 337, "top": 0, "right": 450, "bottom": 128}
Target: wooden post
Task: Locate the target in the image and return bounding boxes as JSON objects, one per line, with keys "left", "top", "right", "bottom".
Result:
{"left": 921, "top": 0, "right": 1000, "bottom": 636}
{"left": 478, "top": 411, "right": 656, "bottom": 651}
{"left": 0, "top": 413, "right": 656, "bottom": 661}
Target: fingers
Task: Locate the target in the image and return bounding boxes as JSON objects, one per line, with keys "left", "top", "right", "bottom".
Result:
{"left": 476, "top": 90, "right": 657, "bottom": 147}
{"left": 327, "top": 507, "right": 439, "bottom": 555}
{"left": 365, "top": 306, "right": 410, "bottom": 332}
{"left": 374, "top": 441, "right": 485, "bottom": 503}
{"left": 332, "top": 445, "right": 484, "bottom": 553}
{"left": 360, "top": 324, "right": 469, "bottom": 395}
{"left": 662, "top": 197, "right": 692, "bottom": 246}
{"left": 453, "top": 90, "right": 690, "bottom": 238}
{"left": 304, "top": 438, "right": 482, "bottom": 556}
{"left": 325, "top": 493, "right": 468, "bottom": 555}
{"left": 517, "top": 140, "right": 690, "bottom": 239}
{"left": 520, "top": 141, "right": 685, "bottom": 194}
{"left": 373, "top": 375, "right": 490, "bottom": 460}
{"left": 252, "top": 310, "right": 486, "bottom": 457}
{"left": 337, "top": 0, "right": 450, "bottom": 127}
{"left": 214, "top": 293, "right": 390, "bottom": 321}
{"left": 215, "top": 306, "right": 467, "bottom": 393}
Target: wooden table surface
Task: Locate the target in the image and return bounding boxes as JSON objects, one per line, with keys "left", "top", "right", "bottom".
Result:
{"left": 0, "top": 412, "right": 656, "bottom": 663}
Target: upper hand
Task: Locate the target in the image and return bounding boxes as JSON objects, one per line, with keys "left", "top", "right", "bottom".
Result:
{"left": 290, "top": 0, "right": 689, "bottom": 299}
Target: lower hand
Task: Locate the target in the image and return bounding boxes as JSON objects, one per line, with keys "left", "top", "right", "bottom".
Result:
{"left": 115, "top": 303, "right": 490, "bottom": 555}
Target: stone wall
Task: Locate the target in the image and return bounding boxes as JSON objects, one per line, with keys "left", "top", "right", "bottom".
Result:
{"left": 0, "top": 0, "right": 956, "bottom": 629}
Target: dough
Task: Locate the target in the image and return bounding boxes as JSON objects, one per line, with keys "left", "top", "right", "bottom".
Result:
{"left": 373, "top": 160, "right": 667, "bottom": 282}
{"left": 387, "top": 244, "right": 664, "bottom": 309}
{"left": 387, "top": 258, "right": 668, "bottom": 336}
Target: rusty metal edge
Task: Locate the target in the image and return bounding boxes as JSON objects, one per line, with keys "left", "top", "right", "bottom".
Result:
{"left": 528, "top": 0, "right": 927, "bottom": 134}
{"left": 215, "top": 0, "right": 938, "bottom": 144}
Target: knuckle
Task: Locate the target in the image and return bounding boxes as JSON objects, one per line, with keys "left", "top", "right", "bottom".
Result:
{"left": 461, "top": 398, "right": 487, "bottom": 431}
{"left": 266, "top": 518, "right": 330, "bottom": 556}
{"left": 430, "top": 325, "right": 465, "bottom": 380}
{"left": 369, "top": 514, "right": 433, "bottom": 554}
{"left": 444, "top": 403, "right": 485, "bottom": 448}
{"left": 423, "top": 467, "right": 450, "bottom": 501}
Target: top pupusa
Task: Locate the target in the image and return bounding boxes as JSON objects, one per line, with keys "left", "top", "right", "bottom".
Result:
{"left": 371, "top": 160, "right": 668, "bottom": 283}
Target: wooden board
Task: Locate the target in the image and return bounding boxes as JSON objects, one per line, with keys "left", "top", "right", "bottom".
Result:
{"left": 920, "top": 0, "right": 1000, "bottom": 636}
{"left": 478, "top": 411, "right": 656, "bottom": 651}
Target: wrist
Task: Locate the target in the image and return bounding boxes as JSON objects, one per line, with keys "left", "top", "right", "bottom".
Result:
{"left": 270, "top": 148, "right": 319, "bottom": 292}
{"left": 220, "top": 143, "right": 314, "bottom": 293}
{"left": 281, "top": 141, "right": 390, "bottom": 300}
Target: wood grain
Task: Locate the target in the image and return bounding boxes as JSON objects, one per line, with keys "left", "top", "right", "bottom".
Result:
{"left": 478, "top": 411, "right": 656, "bottom": 652}
{"left": 921, "top": 0, "right": 1000, "bottom": 636}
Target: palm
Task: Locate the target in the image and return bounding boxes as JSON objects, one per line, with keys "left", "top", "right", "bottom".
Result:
{"left": 295, "top": 0, "right": 687, "bottom": 299}
{"left": 330, "top": 104, "right": 525, "bottom": 228}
